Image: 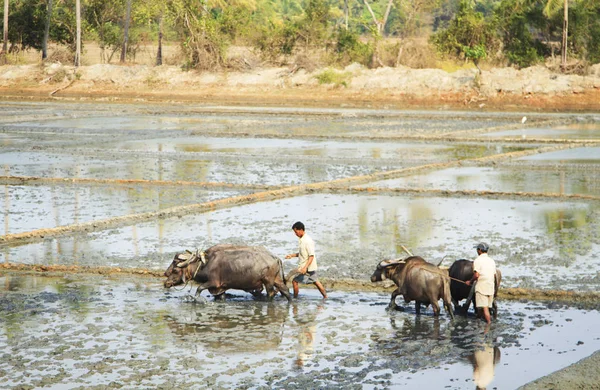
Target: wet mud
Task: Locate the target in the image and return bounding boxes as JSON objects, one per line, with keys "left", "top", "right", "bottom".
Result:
{"left": 0, "top": 273, "right": 599, "bottom": 389}
{"left": 1, "top": 101, "right": 600, "bottom": 388}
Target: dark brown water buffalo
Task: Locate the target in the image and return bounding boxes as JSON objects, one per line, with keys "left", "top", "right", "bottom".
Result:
{"left": 448, "top": 259, "right": 502, "bottom": 317}
{"left": 370, "top": 256, "right": 454, "bottom": 319}
{"left": 164, "top": 244, "right": 292, "bottom": 302}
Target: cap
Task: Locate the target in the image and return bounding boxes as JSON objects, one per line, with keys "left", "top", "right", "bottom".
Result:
{"left": 474, "top": 242, "right": 489, "bottom": 252}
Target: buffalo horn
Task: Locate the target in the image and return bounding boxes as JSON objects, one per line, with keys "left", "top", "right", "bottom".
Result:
{"left": 377, "top": 258, "right": 405, "bottom": 269}
{"left": 176, "top": 253, "right": 197, "bottom": 268}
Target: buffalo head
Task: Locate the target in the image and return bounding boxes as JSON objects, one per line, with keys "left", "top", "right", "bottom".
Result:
{"left": 370, "top": 259, "right": 405, "bottom": 283}
{"left": 164, "top": 251, "right": 198, "bottom": 288}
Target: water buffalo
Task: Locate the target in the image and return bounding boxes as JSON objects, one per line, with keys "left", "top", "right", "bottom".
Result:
{"left": 164, "top": 244, "right": 292, "bottom": 302}
{"left": 370, "top": 256, "right": 454, "bottom": 319}
{"left": 448, "top": 259, "right": 502, "bottom": 317}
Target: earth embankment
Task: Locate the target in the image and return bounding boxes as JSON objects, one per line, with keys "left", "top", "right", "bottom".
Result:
{"left": 1, "top": 62, "right": 600, "bottom": 111}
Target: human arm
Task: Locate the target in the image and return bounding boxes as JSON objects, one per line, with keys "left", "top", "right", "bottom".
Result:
{"left": 298, "top": 255, "right": 314, "bottom": 274}
{"left": 285, "top": 253, "right": 299, "bottom": 259}
{"left": 466, "top": 270, "right": 480, "bottom": 286}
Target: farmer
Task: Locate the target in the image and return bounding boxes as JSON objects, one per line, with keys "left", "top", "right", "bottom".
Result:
{"left": 285, "top": 221, "right": 327, "bottom": 299}
{"left": 466, "top": 242, "right": 497, "bottom": 324}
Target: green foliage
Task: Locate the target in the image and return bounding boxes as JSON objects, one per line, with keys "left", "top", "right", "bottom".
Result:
{"left": 569, "top": 2, "right": 600, "bottom": 63}
{"left": 430, "top": 0, "right": 497, "bottom": 63}
{"left": 314, "top": 68, "right": 351, "bottom": 87}
{"left": 254, "top": 21, "right": 300, "bottom": 61}
{"left": 494, "top": 0, "right": 547, "bottom": 68}
{"left": 462, "top": 43, "right": 486, "bottom": 63}
{"left": 2, "top": 0, "right": 73, "bottom": 52}
{"left": 332, "top": 27, "right": 373, "bottom": 66}
{"left": 167, "top": 0, "right": 253, "bottom": 70}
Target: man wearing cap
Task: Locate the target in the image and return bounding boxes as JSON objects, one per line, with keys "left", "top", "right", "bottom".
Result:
{"left": 466, "top": 242, "right": 497, "bottom": 324}
{"left": 285, "top": 221, "right": 328, "bottom": 299}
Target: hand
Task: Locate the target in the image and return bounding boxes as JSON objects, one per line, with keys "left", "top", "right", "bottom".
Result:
{"left": 298, "top": 267, "right": 308, "bottom": 274}
{"left": 285, "top": 254, "right": 293, "bottom": 259}
{"left": 465, "top": 280, "right": 471, "bottom": 286}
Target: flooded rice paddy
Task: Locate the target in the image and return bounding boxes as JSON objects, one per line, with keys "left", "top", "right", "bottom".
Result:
{"left": 1, "top": 101, "right": 599, "bottom": 388}
{"left": 1, "top": 274, "right": 599, "bottom": 390}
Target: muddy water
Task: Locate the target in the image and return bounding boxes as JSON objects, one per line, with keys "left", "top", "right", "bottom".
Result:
{"left": 1, "top": 185, "right": 248, "bottom": 235}
{"left": 482, "top": 122, "right": 600, "bottom": 140}
{"left": 360, "top": 165, "right": 600, "bottom": 195}
{"left": 0, "top": 274, "right": 598, "bottom": 390}
{"left": 5, "top": 193, "right": 599, "bottom": 291}
{"left": 1, "top": 102, "right": 600, "bottom": 388}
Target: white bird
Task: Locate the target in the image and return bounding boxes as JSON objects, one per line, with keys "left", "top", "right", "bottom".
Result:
{"left": 521, "top": 116, "right": 527, "bottom": 124}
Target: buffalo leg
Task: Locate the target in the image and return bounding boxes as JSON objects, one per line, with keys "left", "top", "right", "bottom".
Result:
{"left": 431, "top": 301, "right": 441, "bottom": 316}
{"left": 444, "top": 299, "right": 454, "bottom": 320}
{"left": 264, "top": 282, "right": 276, "bottom": 300}
{"left": 415, "top": 301, "right": 422, "bottom": 315}
{"left": 274, "top": 280, "right": 292, "bottom": 303}
{"left": 387, "top": 289, "right": 400, "bottom": 310}
{"left": 492, "top": 300, "right": 498, "bottom": 319}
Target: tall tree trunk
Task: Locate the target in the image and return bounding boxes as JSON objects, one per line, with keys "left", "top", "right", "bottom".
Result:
{"left": 363, "top": 0, "right": 394, "bottom": 67}
{"left": 120, "top": 0, "right": 132, "bottom": 63}
{"left": 156, "top": 13, "right": 163, "bottom": 66}
{"left": 2, "top": 0, "right": 8, "bottom": 64}
{"left": 75, "top": 0, "right": 81, "bottom": 67}
{"left": 561, "top": 0, "right": 568, "bottom": 70}
{"left": 42, "top": 0, "right": 54, "bottom": 60}
{"left": 343, "top": 0, "right": 348, "bottom": 30}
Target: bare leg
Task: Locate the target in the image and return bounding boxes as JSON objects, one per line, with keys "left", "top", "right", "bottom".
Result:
{"left": 292, "top": 280, "right": 299, "bottom": 298}
{"left": 482, "top": 306, "right": 491, "bottom": 324}
{"left": 314, "top": 281, "right": 327, "bottom": 299}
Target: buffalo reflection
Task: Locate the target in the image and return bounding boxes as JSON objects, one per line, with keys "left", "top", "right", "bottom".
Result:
{"left": 469, "top": 344, "right": 501, "bottom": 390}
{"left": 369, "top": 315, "right": 453, "bottom": 371}
{"left": 164, "top": 302, "right": 289, "bottom": 353}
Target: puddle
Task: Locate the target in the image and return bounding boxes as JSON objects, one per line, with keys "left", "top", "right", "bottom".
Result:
{"left": 519, "top": 147, "right": 600, "bottom": 164}
{"left": 5, "top": 194, "right": 599, "bottom": 291}
{"left": 1, "top": 184, "right": 248, "bottom": 235}
{"left": 359, "top": 166, "right": 600, "bottom": 196}
{"left": 0, "top": 274, "right": 598, "bottom": 389}
{"left": 483, "top": 123, "right": 600, "bottom": 140}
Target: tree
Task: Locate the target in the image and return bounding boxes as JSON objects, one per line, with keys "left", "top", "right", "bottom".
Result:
{"left": 120, "top": 0, "right": 132, "bottom": 63}
{"left": 167, "top": 0, "right": 255, "bottom": 70}
{"left": 543, "top": 0, "right": 566, "bottom": 69}
{"left": 2, "top": 0, "right": 7, "bottom": 63}
{"left": 75, "top": 0, "right": 80, "bottom": 66}
{"left": 362, "top": 0, "right": 393, "bottom": 67}
{"left": 42, "top": 0, "right": 54, "bottom": 60}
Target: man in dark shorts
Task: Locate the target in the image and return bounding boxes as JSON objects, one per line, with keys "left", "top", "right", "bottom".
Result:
{"left": 285, "top": 221, "right": 327, "bottom": 299}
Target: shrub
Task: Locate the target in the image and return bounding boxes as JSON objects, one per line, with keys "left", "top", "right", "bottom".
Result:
{"left": 314, "top": 68, "right": 351, "bottom": 87}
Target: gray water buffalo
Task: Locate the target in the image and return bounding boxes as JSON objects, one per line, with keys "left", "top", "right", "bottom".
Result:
{"left": 164, "top": 244, "right": 292, "bottom": 302}
{"left": 448, "top": 259, "right": 502, "bottom": 317}
{"left": 370, "top": 256, "right": 454, "bottom": 319}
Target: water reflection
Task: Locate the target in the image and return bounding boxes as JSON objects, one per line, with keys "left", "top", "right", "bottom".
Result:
{"left": 470, "top": 344, "right": 501, "bottom": 389}
{"left": 164, "top": 302, "right": 289, "bottom": 353}
{"left": 293, "top": 302, "right": 323, "bottom": 369}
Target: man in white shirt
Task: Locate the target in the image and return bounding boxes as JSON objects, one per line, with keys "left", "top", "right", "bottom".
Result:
{"left": 285, "top": 221, "right": 327, "bottom": 299}
{"left": 466, "top": 242, "right": 497, "bottom": 324}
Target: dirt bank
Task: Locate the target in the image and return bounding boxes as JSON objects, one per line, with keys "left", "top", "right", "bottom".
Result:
{"left": 2, "top": 63, "right": 600, "bottom": 111}
{"left": 519, "top": 351, "right": 600, "bottom": 390}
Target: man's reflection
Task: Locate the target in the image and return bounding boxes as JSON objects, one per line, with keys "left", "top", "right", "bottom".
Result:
{"left": 470, "top": 344, "right": 501, "bottom": 389}
{"left": 293, "top": 302, "right": 323, "bottom": 369}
